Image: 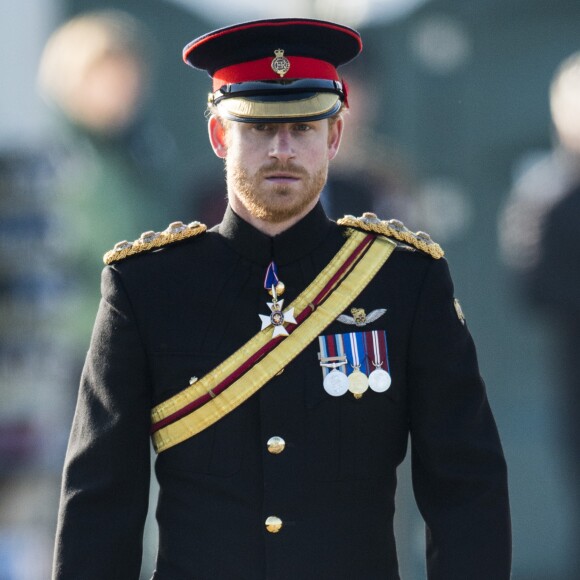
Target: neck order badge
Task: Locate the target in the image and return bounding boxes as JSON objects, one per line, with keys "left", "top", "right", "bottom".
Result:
{"left": 259, "top": 262, "right": 297, "bottom": 338}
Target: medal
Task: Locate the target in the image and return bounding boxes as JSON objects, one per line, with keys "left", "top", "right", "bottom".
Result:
{"left": 368, "top": 368, "right": 391, "bottom": 392}
{"left": 318, "top": 335, "right": 349, "bottom": 396}
{"left": 323, "top": 368, "right": 349, "bottom": 396}
{"left": 345, "top": 332, "right": 369, "bottom": 398}
{"left": 348, "top": 368, "right": 369, "bottom": 395}
{"left": 259, "top": 262, "right": 296, "bottom": 338}
{"left": 364, "top": 330, "right": 392, "bottom": 393}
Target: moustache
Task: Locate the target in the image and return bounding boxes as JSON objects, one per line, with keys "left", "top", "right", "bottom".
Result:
{"left": 258, "top": 163, "right": 308, "bottom": 177}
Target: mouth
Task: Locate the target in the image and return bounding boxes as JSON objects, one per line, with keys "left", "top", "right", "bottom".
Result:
{"left": 267, "top": 174, "right": 299, "bottom": 180}
{"left": 263, "top": 171, "right": 303, "bottom": 183}
{"left": 264, "top": 177, "right": 301, "bottom": 187}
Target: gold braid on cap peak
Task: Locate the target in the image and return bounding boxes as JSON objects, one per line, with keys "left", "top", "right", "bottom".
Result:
{"left": 337, "top": 213, "right": 444, "bottom": 259}
{"left": 103, "top": 221, "right": 207, "bottom": 265}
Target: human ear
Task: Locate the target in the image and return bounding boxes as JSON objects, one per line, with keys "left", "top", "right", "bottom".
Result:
{"left": 208, "top": 115, "right": 228, "bottom": 158}
{"left": 327, "top": 116, "right": 344, "bottom": 161}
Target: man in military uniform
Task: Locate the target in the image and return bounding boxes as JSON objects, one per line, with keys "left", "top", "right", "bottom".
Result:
{"left": 52, "top": 18, "right": 511, "bottom": 580}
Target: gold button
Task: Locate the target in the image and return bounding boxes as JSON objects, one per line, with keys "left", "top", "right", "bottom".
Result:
{"left": 267, "top": 436, "right": 285, "bottom": 454}
{"left": 265, "top": 516, "right": 283, "bottom": 533}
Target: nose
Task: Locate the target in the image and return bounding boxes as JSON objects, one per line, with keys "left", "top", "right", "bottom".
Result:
{"left": 269, "top": 126, "right": 295, "bottom": 162}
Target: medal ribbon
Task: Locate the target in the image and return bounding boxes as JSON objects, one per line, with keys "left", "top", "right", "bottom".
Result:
{"left": 318, "top": 336, "right": 328, "bottom": 378}
{"left": 363, "top": 330, "right": 389, "bottom": 372}
{"left": 342, "top": 332, "right": 368, "bottom": 375}
{"left": 334, "top": 333, "right": 346, "bottom": 365}
{"left": 318, "top": 334, "right": 347, "bottom": 379}
{"left": 264, "top": 261, "right": 279, "bottom": 291}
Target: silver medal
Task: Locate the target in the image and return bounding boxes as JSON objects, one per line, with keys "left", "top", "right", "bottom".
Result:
{"left": 368, "top": 368, "right": 391, "bottom": 392}
{"left": 323, "top": 369, "right": 349, "bottom": 397}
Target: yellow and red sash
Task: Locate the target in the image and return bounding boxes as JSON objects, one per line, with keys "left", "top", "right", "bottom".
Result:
{"left": 151, "top": 229, "right": 396, "bottom": 453}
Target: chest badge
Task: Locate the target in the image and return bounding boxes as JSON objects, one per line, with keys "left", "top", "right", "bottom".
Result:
{"left": 337, "top": 307, "right": 387, "bottom": 327}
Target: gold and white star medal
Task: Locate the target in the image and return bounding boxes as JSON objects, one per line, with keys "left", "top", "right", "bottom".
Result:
{"left": 259, "top": 296, "right": 297, "bottom": 338}
{"left": 259, "top": 262, "right": 296, "bottom": 338}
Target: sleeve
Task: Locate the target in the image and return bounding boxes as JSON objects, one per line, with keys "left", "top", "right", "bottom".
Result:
{"left": 52, "top": 266, "right": 153, "bottom": 580}
{"left": 407, "top": 258, "right": 512, "bottom": 580}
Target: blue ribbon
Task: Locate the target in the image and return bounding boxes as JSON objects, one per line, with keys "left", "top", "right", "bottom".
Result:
{"left": 264, "top": 261, "right": 279, "bottom": 291}
{"left": 342, "top": 332, "right": 369, "bottom": 375}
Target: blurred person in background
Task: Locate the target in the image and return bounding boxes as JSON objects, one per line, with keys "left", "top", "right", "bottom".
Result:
{"left": 38, "top": 9, "right": 180, "bottom": 359}
{"left": 320, "top": 51, "right": 418, "bottom": 222}
{"left": 500, "top": 51, "right": 580, "bottom": 577}
{"left": 38, "top": 13, "right": 182, "bottom": 577}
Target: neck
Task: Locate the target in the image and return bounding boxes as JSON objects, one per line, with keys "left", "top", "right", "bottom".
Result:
{"left": 228, "top": 196, "right": 319, "bottom": 237}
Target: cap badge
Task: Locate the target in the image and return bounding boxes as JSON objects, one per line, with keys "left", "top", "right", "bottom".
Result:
{"left": 271, "top": 49, "right": 291, "bottom": 78}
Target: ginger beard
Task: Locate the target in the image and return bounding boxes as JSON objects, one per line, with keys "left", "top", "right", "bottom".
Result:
{"left": 226, "top": 159, "right": 328, "bottom": 224}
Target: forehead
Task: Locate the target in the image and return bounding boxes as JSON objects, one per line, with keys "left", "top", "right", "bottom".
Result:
{"left": 225, "top": 118, "right": 330, "bottom": 137}
{"left": 238, "top": 119, "right": 328, "bottom": 128}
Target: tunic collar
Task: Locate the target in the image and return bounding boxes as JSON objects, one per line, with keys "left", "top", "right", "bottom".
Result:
{"left": 217, "top": 202, "right": 334, "bottom": 266}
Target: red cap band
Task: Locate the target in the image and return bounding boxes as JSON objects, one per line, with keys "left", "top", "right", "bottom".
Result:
{"left": 212, "top": 56, "right": 339, "bottom": 91}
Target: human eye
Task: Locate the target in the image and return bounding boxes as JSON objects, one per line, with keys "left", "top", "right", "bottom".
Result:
{"left": 252, "top": 123, "right": 272, "bottom": 132}
{"left": 292, "top": 123, "right": 312, "bottom": 132}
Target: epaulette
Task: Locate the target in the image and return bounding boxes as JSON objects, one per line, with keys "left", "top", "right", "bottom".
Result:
{"left": 103, "top": 221, "right": 207, "bottom": 265}
{"left": 337, "top": 212, "right": 444, "bottom": 259}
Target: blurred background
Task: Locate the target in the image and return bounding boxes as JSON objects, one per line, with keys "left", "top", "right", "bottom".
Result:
{"left": 1, "top": 0, "right": 579, "bottom": 578}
